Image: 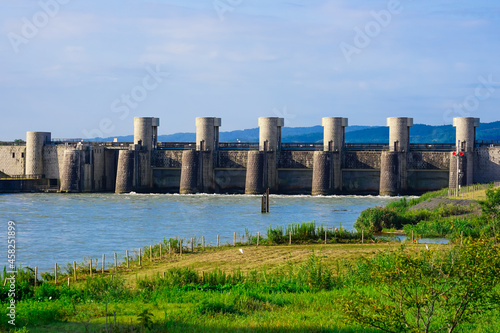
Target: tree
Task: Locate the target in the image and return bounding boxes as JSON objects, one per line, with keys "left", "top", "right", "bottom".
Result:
{"left": 478, "top": 187, "right": 500, "bottom": 239}
{"left": 341, "top": 240, "right": 500, "bottom": 333}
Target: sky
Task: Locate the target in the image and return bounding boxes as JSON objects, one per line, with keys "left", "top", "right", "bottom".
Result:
{"left": 1, "top": 0, "right": 499, "bottom": 140}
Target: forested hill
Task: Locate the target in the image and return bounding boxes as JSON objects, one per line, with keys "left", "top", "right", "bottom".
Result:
{"left": 95, "top": 121, "right": 500, "bottom": 143}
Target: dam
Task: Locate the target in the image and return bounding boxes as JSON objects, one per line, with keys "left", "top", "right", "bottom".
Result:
{"left": 0, "top": 116, "right": 499, "bottom": 195}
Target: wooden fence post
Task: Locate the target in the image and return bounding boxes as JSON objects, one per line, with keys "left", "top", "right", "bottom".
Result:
{"left": 114, "top": 252, "right": 117, "bottom": 271}
{"left": 73, "top": 261, "right": 77, "bottom": 281}
{"left": 54, "top": 263, "right": 57, "bottom": 285}
{"left": 126, "top": 250, "right": 129, "bottom": 268}
{"left": 139, "top": 248, "right": 142, "bottom": 267}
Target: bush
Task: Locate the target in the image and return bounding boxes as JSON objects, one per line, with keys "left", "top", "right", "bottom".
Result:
{"left": 354, "top": 207, "right": 404, "bottom": 233}
{"left": 341, "top": 239, "right": 500, "bottom": 333}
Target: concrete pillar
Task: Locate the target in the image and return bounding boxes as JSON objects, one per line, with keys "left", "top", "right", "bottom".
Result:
{"left": 195, "top": 117, "right": 221, "bottom": 193}
{"left": 60, "top": 150, "right": 81, "bottom": 193}
{"left": 258, "top": 117, "right": 284, "bottom": 152}
{"left": 379, "top": 152, "right": 400, "bottom": 196}
{"left": 387, "top": 117, "right": 413, "bottom": 152}
{"left": 258, "top": 117, "right": 284, "bottom": 193}
{"left": 450, "top": 117, "right": 480, "bottom": 187}
{"left": 25, "top": 131, "right": 51, "bottom": 177}
{"left": 179, "top": 150, "right": 199, "bottom": 194}
{"left": 245, "top": 151, "right": 265, "bottom": 194}
{"left": 311, "top": 151, "right": 331, "bottom": 196}
{"left": 133, "top": 117, "right": 159, "bottom": 190}
{"left": 317, "top": 117, "right": 348, "bottom": 194}
{"left": 379, "top": 117, "right": 412, "bottom": 195}
{"left": 134, "top": 117, "right": 159, "bottom": 150}
{"left": 115, "top": 149, "right": 135, "bottom": 193}
{"left": 196, "top": 117, "right": 221, "bottom": 151}
{"left": 322, "top": 117, "right": 348, "bottom": 152}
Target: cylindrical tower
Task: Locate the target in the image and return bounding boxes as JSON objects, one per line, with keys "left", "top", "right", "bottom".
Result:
{"left": 60, "top": 150, "right": 80, "bottom": 193}
{"left": 311, "top": 151, "right": 331, "bottom": 196}
{"left": 115, "top": 150, "right": 135, "bottom": 193}
{"left": 450, "top": 117, "right": 479, "bottom": 187}
{"left": 196, "top": 117, "right": 221, "bottom": 151}
{"left": 25, "top": 131, "right": 51, "bottom": 177}
{"left": 379, "top": 151, "right": 399, "bottom": 196}
{"left": 322, "top": 117, "right": 348, "bottom": 152}
{"left": 453, "top": 117, "right": 479, "bottom": 153}
{"left": 245, "top": 151, "right": 264, "bottom": 194}
{"left": 387, "top": 117, "right": 413, "bottom": 152}
{"left": 258, "top": 117, "right": 284, "bottom": 152}
{"left": 179, "top": 150, "right": 199, "bottom": 194}
{"left": 134, "top": 117, "right": 159, "bottom": 150}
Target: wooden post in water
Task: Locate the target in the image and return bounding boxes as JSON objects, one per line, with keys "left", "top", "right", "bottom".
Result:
{"left": 261, "top": 188, "right": 270, "bottom": 213}
{"left": 73, "top": 261, "right": 77, "bottom": 281}
{"left": 54, "top": 263, "right": 57, "bottom": 285}
{"left": 114, "top": 252, "right": 117, "bottom": 271}
{"left": 34, "top": 267, "right": 37, "bottom": 287}
{"left": 126, "top": 250, "right": 129, "bottom": 268}
{"left": 139, "top": 248, "right": 142, "bottom": 267}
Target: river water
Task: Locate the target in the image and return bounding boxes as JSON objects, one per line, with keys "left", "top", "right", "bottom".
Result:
{"left": 0, "top": 193, "right": 397, "bottom": 272}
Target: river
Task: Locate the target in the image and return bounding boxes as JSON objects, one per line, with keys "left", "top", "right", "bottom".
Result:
{"left": 0, "top": 193, "right": 397, "bottom": 272}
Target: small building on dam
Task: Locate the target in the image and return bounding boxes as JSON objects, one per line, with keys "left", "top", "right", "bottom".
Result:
{"left": 1, "top": 116, "right": 499, "bottom": 195}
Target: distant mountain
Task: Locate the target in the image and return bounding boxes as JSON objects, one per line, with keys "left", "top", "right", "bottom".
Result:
{"left": 90, "top": 121, "right": 500, "bottom": 144}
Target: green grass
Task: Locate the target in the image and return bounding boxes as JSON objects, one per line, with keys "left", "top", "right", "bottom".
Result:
{"left": 3, "top": 243, "right": 499, "bottom": 332}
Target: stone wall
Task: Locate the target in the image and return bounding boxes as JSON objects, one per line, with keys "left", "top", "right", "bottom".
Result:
{"left": 474, "top": 147, "right": 500, "bottom": 184}
{"left": 152, "top": 150, "right": 183, "bottom": 168}
{"left": 407, "top": 152, "right": 449, "bottom": 170}
{"left": 279, "top": 151, "right": 314, "bottom": 169}
{"left": 343, "top": 151, "right": 381, "bottom": 169}
{"left": 0, "top": 146, "right": 26, "bottom": 176}
{"left": 218, "top": 151, "right": 248, "bottom": 168}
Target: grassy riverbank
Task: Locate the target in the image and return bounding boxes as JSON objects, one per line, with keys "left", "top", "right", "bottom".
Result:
{"left": 2, "top": 186, "right": 500, "bottom": 332}
{"left": 2, "top": 239, "right": 500, "bottom": 332}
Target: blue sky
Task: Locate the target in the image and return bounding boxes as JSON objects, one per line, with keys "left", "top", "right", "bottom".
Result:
{"left": 1, "top": 0, "right": 499, "bottom": 140}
